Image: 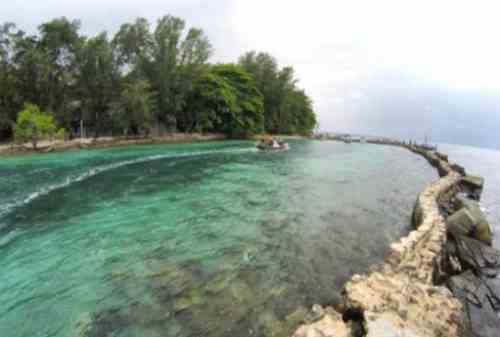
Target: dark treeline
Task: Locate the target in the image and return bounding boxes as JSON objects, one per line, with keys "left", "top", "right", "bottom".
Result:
{"left": 0, "top": 16, "right": 317, "bottom": 141}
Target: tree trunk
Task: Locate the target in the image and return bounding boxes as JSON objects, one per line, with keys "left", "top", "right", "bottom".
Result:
{"left": 94, "top": 111, "right": 99, "bottom": 139}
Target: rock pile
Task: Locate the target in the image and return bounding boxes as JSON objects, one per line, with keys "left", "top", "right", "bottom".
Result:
{"left": 292, "top": 143, "right": 500, "bottom": 337}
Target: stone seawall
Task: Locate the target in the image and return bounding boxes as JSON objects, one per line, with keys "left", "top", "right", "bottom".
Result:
{"left": 293, "top": 138, "right": 500, "bottom": 337}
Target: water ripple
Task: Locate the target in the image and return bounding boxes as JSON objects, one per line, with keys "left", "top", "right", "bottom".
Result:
{"left": 0, "top": 147, "right": 255, "bottom": 220}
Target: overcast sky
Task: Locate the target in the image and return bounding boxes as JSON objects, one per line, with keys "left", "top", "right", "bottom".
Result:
{"left": 3, "top": 0, "right": 500, "bottom": 148}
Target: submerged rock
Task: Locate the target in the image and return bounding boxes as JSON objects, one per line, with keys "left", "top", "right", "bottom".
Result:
{"left": 147, "top": 262, "right": 193, "bottom": 297}
{"left": 73, "top": 307, "right": 128, "bottom": 337}
{"left": 205, "top": 271, "right": 233, "bottom": 294}
{"left": 229, "top": 279, "right": 254, "bottom": 303}
{"left": 258, "top": 311, "right": 286, "bottom": 337}
{"left": 122, "top": 302, "right": 171, "bottom": 325}
{"left": 285, "top": 306, "right": 308, "bottom": 326}
{"left": 174, "top": 287, "right": 205, "bottom": 313}
{"left": 74, "top": 312, "right": 94, "bottom": 337}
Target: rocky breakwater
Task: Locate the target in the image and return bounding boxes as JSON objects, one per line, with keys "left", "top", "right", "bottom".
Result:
{"left": 292, "top": 143, "right": 500, "bottom": 337}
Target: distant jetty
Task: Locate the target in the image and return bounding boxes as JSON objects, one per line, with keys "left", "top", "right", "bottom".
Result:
{"left": 292, "top": 134, "right": 499, "bottom": 337}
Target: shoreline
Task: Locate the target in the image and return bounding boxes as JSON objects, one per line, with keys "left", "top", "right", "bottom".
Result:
{"left": 0, "top": 133, "right": 228, "bottom": 157}
{"left": 292, "top": 135, "right": 499, "bottom": 337}
{"left": 0, "top": 133, "right": 307, "bottom": 157}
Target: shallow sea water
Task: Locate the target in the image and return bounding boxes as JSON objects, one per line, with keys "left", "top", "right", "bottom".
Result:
{"left": 0, "top": 140, "right": 437, "bottom": 337}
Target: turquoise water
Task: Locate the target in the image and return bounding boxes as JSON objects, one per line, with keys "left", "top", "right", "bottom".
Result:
{"left": 0, "top": 140, "right": 437, "bottom": 337}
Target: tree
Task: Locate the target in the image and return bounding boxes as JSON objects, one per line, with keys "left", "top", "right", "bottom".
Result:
{"left": 37, "top": 18, "right": 82, "bottom": 127}
{"left": 175, "top": 28, "right": 212, "bottom": 131}
{"left": 14, "top": 103, "right": 58, "bottom": 149}
{"left": 187, "top": 64, "right": 264, "bottom": 137}
{"left": 113, "top": 16, "right": 212, "bottom": 133}
{"left": 238, "top": 51, "right": 316, "bottom": 135}
{"left": 238, "top": 51, "right": 280, "bottom": 131}
{"left": 76, "top": 32, "right": 120, "bottom": 137}
{"left": 0, "top": 23, "right": 20, "bottom": 136}
{"left": 113, "top": 17, "right": 152, "bottom": 75}
{"left": 1, "top": 17, "right": 317, "bottom": 142}
{"left": 281, "top": 89, "right": 317, "bottom": 135}
{"left": 111, "top": 80, "right": 154, "bottom": 135}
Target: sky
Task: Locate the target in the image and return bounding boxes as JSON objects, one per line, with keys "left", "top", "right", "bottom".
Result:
{"left": 3, "top": 0, "right": 500, "bottom": 148}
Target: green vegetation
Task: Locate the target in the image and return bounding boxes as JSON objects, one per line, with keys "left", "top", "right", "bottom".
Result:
{"left": 0, "top": 16, "right": 316, "bottom": 142}
{"left": 188, "top": 64, "right": 264, "bottom": 138}
{"left": 14, "top": 103, "right": 60, "bottom": 148}
{"left": 238, "top": 52, "right": 316, "bottom": 135}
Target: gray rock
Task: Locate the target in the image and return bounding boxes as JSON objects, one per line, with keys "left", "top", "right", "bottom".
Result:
{"left": 448, "top": 270, "right": 500, "bottom": 337}
{"left": 483, "top": 276, "right": 500, "bottom": 311}
{"left": 435, "top": 151, "right": 449, "bottom": 162}
{"left": 449, "top": 235, "right": 500, "bottom": 278}
{"left": 455, "top": 195, "right": 492, "bottom": 245}
{"left": 450, "top": 163, "right": 467, "bottom": 176}
{"left": 461, "top": 176, "right": 484, "bottom": 200}
{"left": 446, "top": 208, "right": 476, "bottom": 238}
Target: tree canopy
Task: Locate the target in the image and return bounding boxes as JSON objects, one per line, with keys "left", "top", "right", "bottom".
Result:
{"left": 238, "top": 51, "right": 317, "bottom": 135}
{"left": 0, "top": 16, "right": 316, "bottom": 142}
{"left": 186, "top": 64, "right": 264, "bottom": 137}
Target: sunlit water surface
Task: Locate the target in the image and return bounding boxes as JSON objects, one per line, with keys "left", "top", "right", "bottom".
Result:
{"left": 0, "top": 140, "right": 438, "bottom": 337}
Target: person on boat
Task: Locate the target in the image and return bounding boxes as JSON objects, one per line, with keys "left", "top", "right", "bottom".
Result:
{"left": 257, "top": 139, "right": 267, "bottom": 149}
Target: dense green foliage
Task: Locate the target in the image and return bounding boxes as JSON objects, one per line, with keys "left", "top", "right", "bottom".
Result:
{"left": 14, "top": 103, "right": 61, "bottom": 148}
{"left": 0, "top": 16, "right": 316, "bottom": 141}
{"left": 238, "top": 52, "right": 316, "bottom": 135}
{"left": 186, "top": 64, "right": 264, "bottom": 137}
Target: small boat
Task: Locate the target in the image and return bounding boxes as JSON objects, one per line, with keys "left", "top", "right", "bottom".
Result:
{"left": 256, "top": 139, "right": 290, "bottom": 152}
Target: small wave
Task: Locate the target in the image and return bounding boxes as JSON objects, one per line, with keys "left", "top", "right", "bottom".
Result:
{"left": 0, "top": 147, "right": 255, "bottom": 219}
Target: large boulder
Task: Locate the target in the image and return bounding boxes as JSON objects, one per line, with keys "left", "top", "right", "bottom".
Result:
{"left": 455, "top": 195, "right": 492, "bottom": 245}
{"left": 483, "top": 276, "right": 500, "bottom": 311}
{"left": 448, "top": 235, "right": 500, "bottom": 278}
{"left": 446, "top": 208, "right": 476, "bottom": 238}
{"left": 435, "top": 151, "right": 449, "bottom": 162}
{"left": 438, "top": 184, "right": 462, "bottom": 217}
{"left": 460, "top": 176, "right": 484, "bottom": 200}
{"left": 450, "top": 163, "right": 466, "bottom": 176}
{"left": 447, "top": 270, "right": 500, "bottom": 337}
